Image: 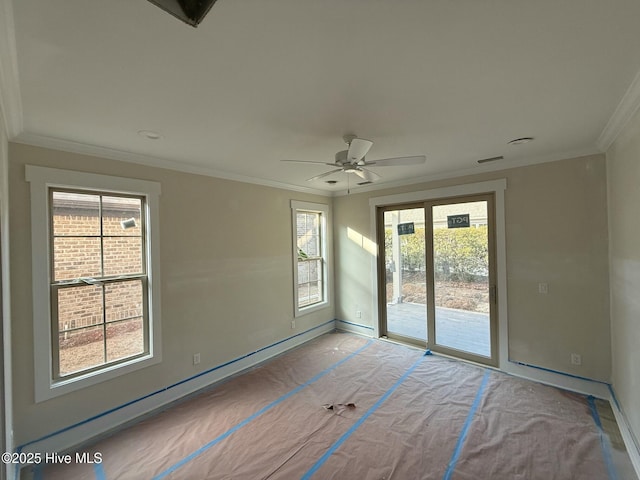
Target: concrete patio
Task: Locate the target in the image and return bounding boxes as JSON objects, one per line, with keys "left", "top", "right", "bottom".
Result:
{"left": 386, "top": 302, "right": 491, "bottom": 357}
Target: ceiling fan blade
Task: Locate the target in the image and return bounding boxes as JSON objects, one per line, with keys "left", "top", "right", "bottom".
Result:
{"left": 354, "top": 168, "right": 381, "bottom": 182}
{"left": 307, "top": 169, "right": 343, "bottom": 182}
{"left": 363, "top": 155, "right": 426, "bottom": 167}
{"left": 347, "top": 138, "right": 373, "bottom": 163}
{"left": 281, "top": 159, "right": 336, "bottom": 166}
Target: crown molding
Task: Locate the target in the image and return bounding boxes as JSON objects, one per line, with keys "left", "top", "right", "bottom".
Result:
{"left": 597, "top": 67, "right": 640, "bottom": 152}
{"left": 15, "top": 131, "right": 604, "bottom": 200}
{"left": 334, "top": 146, "right": 602, "bottom": 197}
{"left": 0, "top": 0, "right": 23, "bottom": 138}
{"left": 13, "top": 132, "right": 331, "bottom": 197}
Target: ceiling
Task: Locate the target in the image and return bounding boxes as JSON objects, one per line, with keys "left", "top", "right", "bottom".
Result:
{"left": 3, "top": 0, "right": 640, "bottom": 195}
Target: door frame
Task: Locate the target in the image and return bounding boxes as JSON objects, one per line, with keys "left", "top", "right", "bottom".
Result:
{"left": 425, "top": 193, "right": 497, "bottom": 366}
{"left": 376, "top": 202, "right": 428, "bottom": 349}
{"left": 369, "top": 179, "right": 508, "bottom": 369}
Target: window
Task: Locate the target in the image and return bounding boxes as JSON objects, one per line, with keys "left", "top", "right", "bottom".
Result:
{"left": 291, "top": 201, "right": 329, "bottom": 316}
{"left": 51, "top": 190, "right": 147, "bottom": 379}
{"left": 26, "top": 166, "right": 161, "bottom": 401}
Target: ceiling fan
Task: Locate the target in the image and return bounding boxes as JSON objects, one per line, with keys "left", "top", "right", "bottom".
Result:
{"left": 282, "top": 135, "right": 426, "bottom": 184}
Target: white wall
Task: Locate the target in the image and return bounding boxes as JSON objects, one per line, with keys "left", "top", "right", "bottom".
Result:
{"left": 607, "top": 107, "right": 640, "bottom": 447}
{"left": 334, "top": 154, "right": 611, "bottom": 382}
{"left": 8, "top": 143, "right": 335, "bottom": 447}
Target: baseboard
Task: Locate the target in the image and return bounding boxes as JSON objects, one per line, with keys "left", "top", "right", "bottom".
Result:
{"left": 608, "top": 386, "right": 640, "bottom": 478}
{"left": 16, "top": 320, "right": 336, "bottom": 459}
{"left": 335, "top": 319, "right": 375, "bottom": 337}
{"left": 503, "top": 360, "right": 611, "bottom": 399}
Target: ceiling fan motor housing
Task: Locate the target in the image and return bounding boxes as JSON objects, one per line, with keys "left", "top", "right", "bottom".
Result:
{"left": 335, "top": 150, "right": 352, "bottom": 165}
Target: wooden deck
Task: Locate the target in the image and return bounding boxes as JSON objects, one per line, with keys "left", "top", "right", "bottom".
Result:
{"left": 386, "top": 302, "right": 491, "bottom": 357}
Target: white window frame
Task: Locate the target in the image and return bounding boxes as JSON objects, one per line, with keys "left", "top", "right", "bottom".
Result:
{"left": 291, "top": 200, "right": 329, "bottom": 317}
{"left": 26, "top": 166, "right": 162, "bottom": 402}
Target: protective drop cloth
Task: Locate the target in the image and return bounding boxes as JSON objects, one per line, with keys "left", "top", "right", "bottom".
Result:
{"left": 32, "top": 332, "right": 637, "bottom": 480}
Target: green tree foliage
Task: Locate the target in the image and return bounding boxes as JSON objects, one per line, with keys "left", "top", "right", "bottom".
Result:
{"left": 385, "top": 226, "right": 488, "bottom": 282}
{"left": 433, "top": 226, "right": 488, "bottom": 282}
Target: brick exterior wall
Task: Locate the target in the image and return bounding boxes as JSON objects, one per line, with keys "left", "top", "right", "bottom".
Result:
{"left": 52, "top": 193, "right": 145, "bottom": 375}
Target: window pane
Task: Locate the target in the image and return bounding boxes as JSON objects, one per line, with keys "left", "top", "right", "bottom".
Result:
{"left": 52, "top": 192, "right": 100, "bottom": 236}
{"left": 59, "top": 326, "right": 105, "bottom": 376}
{"left": 297, "top": 259, "right": 322, "bottom": 307}
{"left": 58, "top": 284, "right": 103, "bottom": 331}
{"left": 298, "top": 284, "right": 311, "bottom": 307}
{"left": 106, "top": 318, "right": 144, "bottom": 362}
{"left": 105, "top": 280, "right": 143, "bottom": 322}
{"left": 102, "top": 196, "right": 142, "bottom": 237}
{"left": 308, "top": 279, "right": 322, "bottom": 305}
{"left": 53, "top": 237, "right": 102, "bottom": 281}
{"left": 297, "top": 212, "right": 320, "bottom": 257}
{"left": 103, "top": 237, "right": 143, "bottom": 276}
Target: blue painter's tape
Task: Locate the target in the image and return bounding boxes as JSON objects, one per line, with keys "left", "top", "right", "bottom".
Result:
{"left": 94, "top": 461, "right": 107, "bottom": 480}
{"left": 424, "top": 349, "right": 432, "bottom": 356}
{"left": 442, "top": 369, "right": 491, "bottom": 480}
{"left": 26, "top": 456, "right": 105, "bottom": 480}
{"left": 509, "top": 359, "right": 611, "bottom": 386}
{"left": 32, "top": 464, "right": 43, "bottom": 480}
{"left": 16, "top": 320, "right": 336, "bottom": 452}
{"left": 336, "top": 319, "right": 375, "bottom": 330}
{"left": 588, "top": 395, "right": 618, "bottom": 480}
{"left": 14, "top": 446, "right": 23, "bottom": 480}
{"left": 607, "top": 384, "right": 622, "bottom": 412}
{"left": 301, "top": 355, "right": 424, "bottom": 480}
{"left": 152, "top": 339, "right": 374, "bottom": 480}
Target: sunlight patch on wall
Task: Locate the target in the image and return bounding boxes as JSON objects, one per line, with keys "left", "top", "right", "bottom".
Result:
{"left": 347, "top": 227, "right": 377, "bottom": 256}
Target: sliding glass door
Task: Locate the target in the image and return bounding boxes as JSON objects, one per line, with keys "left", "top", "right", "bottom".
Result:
{"left": 378, "top": 194, "right": 497, "bottom": 366}
{"left": 380, "top": 205, "right": 427, "bottom": 345}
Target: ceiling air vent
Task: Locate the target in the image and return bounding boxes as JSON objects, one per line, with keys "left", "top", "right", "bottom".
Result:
{"left": 477, "top": 156, "right": 504, "bottom": 164}
{"left": 147, "top": 0, "right": 219, "bottom": 27}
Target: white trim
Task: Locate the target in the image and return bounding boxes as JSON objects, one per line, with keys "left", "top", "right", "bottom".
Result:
{"left": 17, "top": 321, "right": 335, "bottom": 457}
{"left": 501, "top": 361, "right": 610, "bottom": 398}
{"left": 609, "top": 389, "right": 640, "bottom": 478}
{"left": 1, "top": 105, "right": 14, "bottom": 480}
{"left": 25, "top": 166, "right": 162, "bottom": 402}
{"left": 336, "top": 147, "right": 600, "bottom": 197}
{"left": 0, "top": 0, "right": 23, "bottom": 138}
{"left": 15, "top": 133, "right": 331, "bottom": 197}
{"left": 597, "top": 66, "right": 640, "bottom": 152}
{"left": 368, "top": 179, "right": 508, "bottom": 367}
{"left": 335, "top": 319, "right": 375, "bottom": 337}
{"left": 291, "top": 200, "right": 331, "bottom": 317}
{"left": 13, "top": 134, "right": 603, "bottom": 201}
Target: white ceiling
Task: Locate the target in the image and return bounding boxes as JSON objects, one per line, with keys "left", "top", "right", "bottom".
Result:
{"left": 4, "top": 0, "right": 640, "bottom": 195}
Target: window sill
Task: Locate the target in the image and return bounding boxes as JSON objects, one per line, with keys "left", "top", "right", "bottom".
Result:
{"left": 295, "top": 300, "right": 330, "bottom": 318}
{"left": 37, "top": 351, "right": 161, "bottom": 403}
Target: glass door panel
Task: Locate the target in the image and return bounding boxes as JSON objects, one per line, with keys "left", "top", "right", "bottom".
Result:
{"left": 382, "top": 207, "right": 427, "bottom": 343}
{"left": 431, "top": 200, "right": 492, "bottom": 358}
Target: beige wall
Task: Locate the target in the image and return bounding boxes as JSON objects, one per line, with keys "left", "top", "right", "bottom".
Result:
{"left": 8, "top": 142, "right": 618, "bottom": 447}
{"left": 607, "top": 107, "right": 640, "bottom": 445}
{"left": 9, "top": 143, "right": 334, "bottom": 445}
{"left": 1, "top": 104, "right": 11, "bottom": 476}
{"left": 334, "top": 154, "right": 611, "bottom": 381}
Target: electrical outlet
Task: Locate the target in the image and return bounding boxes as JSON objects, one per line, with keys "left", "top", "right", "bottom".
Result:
{"left": 193, "top": 353, "right": 200, "bottom": 365}
{"left": 356, "top": 311, "right": 362, "bottom": 318}
{"left": 571, "top": 353, "right": 582, "bottom": 366}
{"left": 538, "top": 283, "right": 549, "bottom": 294}
{"left": 291, "top": 320, "right": 295, "bottom": 329}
